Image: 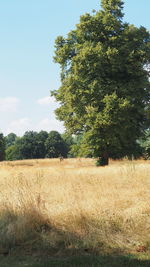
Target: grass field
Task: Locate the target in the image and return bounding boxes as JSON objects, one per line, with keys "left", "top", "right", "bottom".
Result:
{"left": 0, "top": 158, "right": 150, "bottom": 266}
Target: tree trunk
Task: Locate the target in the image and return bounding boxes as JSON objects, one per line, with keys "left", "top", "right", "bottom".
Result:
{"left": 97, "top": 151, "right": 109, "bottom": 166}
{"left": 101, "top": 151, "right": 109, "bottom": 166}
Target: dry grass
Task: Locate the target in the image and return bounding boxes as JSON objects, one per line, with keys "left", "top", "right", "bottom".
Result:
{"left": 0, "top": 158, "right": 150, "bottom": 256}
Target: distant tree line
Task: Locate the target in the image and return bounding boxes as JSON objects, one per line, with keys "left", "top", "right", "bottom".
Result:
{"left": 0, "top": 131, "right": 74, "bottom": 161}
{"left": 0, "top": 129, "right": 149, "bottom": 161}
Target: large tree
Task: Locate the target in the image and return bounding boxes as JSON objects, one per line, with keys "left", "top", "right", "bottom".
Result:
{"left": 52, "top": 0, "right": 150, "bottom": 165}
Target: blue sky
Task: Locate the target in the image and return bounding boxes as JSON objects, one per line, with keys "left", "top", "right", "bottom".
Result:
{"left": 0, "top": 0, "right": 149, "bottom": 136}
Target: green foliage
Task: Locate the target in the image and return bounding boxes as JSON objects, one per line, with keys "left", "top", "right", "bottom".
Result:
{"left": 5, "top": 131, "right": 49, "bottom": 161}
{"left": 35, "top": 131, "right": 49, "bottom": 158}
{"left": 5, "top": 145, "right": 20, "bottom": 161}
{"left": 5, "top": 131, "right": 74, "bottom": 161}
{"left": 5, "top": 133, "right": 17, "bottom": 148}
{"left": 139, "top": 130, "right": 150, "bottom": 159}
{"left": 0, "top": 133, "right": 5, "bottom": 161}
{"left": 16, "top": 131, "right": 39, "bottom": 159}
{"left": 61, "top": 132, "right": 75, "bottom": 157}
{"left": 45, "top": 131, "right": 67, "bottom": 158}
{"left": 15, "top": 131, "right": 49, "bottom": 160}
{"left": 52, "top": 0, "right": 150, "bottom": 165}
{"left": 70, "top": 134, "right": 93, "bottom": 158}
{"left": 101, "top": 0, "right": 124, "bottom": 19}
{"left": 1, "top": 254, "right": 150, "bottom": 267}
{"left": 96, "top": 156, "right": 109, "bottom": 166}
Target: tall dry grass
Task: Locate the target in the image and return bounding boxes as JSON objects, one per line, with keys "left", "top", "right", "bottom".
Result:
{"left": 0, "top": 158, "right": 150, "bottom": 255}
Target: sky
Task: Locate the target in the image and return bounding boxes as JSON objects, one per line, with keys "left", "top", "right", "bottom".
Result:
{"left": 0, "top": 0, "right": 150, "bottom": 136}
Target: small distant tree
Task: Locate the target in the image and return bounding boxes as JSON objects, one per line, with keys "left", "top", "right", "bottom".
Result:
{"left": 45, "top": 131, "right": 67, "bottom": 158}
{"left": 52, "top": 0, "right": 150, "bottom": 165}
{"left": 0, "top": 133, "right": 5, "bottom": 161}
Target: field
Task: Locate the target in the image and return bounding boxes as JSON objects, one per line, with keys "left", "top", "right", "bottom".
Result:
{"left": 0, "top": 158, "right": 150, "bottom": 266}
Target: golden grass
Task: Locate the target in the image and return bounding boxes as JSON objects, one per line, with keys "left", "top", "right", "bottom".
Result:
{"left": 0, "top": 158, "right": 150, "bottom": 255}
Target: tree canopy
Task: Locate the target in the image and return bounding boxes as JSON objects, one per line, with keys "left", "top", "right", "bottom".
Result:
{"left": 52, "top": 0, "right": 150, "bottom": 165}
{"left": 45, "top": 131, "right": 67, "bottom": 158}
{"left": 5, "top": 133, "right": 17, "bottom": 148}
{"left": 5, "top": 131, "right": 69, "bottom": 161}
{"left": 1, "top": 129, "right": 150, "bottom": 161}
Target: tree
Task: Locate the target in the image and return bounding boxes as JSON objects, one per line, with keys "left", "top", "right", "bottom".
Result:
{"left": 5, "top": 145, "right": 20, "bottom": 161}
{"left": 45, "top": 131, "right": 67, "bottom": 158}
{"left": 70, "top": 134, "right": 93, "bottom": 158}
{"left": 16, "top": 131, "right": 39, "bottom": 159}
{"left": 139, "top": 130, "right": 150, "bottom": 159}
{"left": 35, "top": 131, "right": 49, "bottom": 158}
{"left": 61, "top": 132, "right": 75, "bottom": 157}
{"left": 5, "top": 133, "right": 17, "bottom": 148}
{"left": 5, "top": 131, "right": 49, "bottom": 161}
{"left": 52, "top": 0, "right": 150, "bottom": 165}
{"left": 0, "top": 133, "right": 5, "bottom": 161}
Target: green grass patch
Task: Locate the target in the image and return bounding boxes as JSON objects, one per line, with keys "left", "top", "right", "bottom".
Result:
{"left": 0, "top": 253, "right": 150, "bottom": 267}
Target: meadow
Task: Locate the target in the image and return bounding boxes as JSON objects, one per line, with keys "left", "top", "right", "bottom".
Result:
{"left": 0, "top": 158, "right": 150, "bottom": 266}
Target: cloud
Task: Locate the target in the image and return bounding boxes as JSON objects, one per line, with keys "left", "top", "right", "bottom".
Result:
{"left": 36, "top": 118, "right": 64, "bottom": 133}
{"left": 5, "top": 117, "right": 64, "bottom": 136}
{"left": 6, "top": 118, "right": 31, "bottom": 136}
{"left": 0, "top": 97, "right": 20, "bottom": 112}
{"left": 37, "top": 96, "right": 57, "bottom": 106}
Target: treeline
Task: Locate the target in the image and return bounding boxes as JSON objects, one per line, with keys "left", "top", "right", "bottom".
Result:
{"left": 0, "top": 131, "right": 74, "bottom": 161}
{"left": 0, "top": 130, "right": 150, "bottom": 161}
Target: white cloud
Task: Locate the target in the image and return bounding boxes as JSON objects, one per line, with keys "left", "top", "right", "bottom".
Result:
{"left": 36, "top": 118, "right": 64, "bottom": 133}
{"left": 37, "top": 96, "right": 56, "bottom": 106}
{"left": 6, "top": 118, "right": 31, "bottom": 136}
{"left": 4, "top": 117, "right": 64, "bottom": 136}
{"left": 0, "top": 97, "right": 20, "bottom": 112}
